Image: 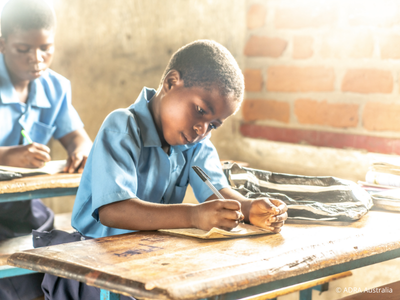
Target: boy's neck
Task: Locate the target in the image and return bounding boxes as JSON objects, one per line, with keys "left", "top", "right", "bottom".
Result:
{"left": 148, "top": 92, "right": 170, "bottom": 154}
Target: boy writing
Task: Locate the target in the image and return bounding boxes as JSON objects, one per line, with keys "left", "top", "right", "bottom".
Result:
{"left": 40, "top": 40, "right": 287, "bottom": 299}
{"left": 0, "top": 0, "right": 92, "bottom": 299}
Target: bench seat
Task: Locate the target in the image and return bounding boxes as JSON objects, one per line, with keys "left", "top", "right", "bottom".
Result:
{"left": 244, "top": 271, "right": 353, "bottom": 300}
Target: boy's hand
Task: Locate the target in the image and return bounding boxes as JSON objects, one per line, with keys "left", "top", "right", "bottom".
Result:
{"left": 59, "top": 128, "right": 92, "bottom": 173}
{"left": 249, "top": 198, "right": 288, "bottom": 233}
{"left": 0, "top": 144, "right": 51, "bottom": 168}
{"left": 193, "top": 199, "right": 244, "bottom": 231}
{"left": 64, "top": 150, "right": 89, "bottom": 174}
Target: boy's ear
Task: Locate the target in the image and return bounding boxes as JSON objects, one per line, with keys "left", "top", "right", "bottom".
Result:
{"left": 162, "top": 70, "right": 184, "bottom": 93}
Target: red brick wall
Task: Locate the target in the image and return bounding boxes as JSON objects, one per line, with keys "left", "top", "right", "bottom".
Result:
{"left": 242, "top": 0, "right": 400, "bottom": 155}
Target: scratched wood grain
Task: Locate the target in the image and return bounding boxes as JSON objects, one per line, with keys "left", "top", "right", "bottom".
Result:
{"left": 8, "top": 210, "right": 400, "bottom": 300}
{"left": 0, "top": 173, "right": 81, "bottom": 194}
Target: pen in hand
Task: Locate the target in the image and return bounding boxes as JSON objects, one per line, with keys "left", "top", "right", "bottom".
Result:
{"left": 21, "top": 129, "right": 33, "bottom": 144}
{"left": 21, "top": 129, "right": 49, "bottom": 167}
{"left": 192, "top": 166, "right": 225, "bottom": 199}
{"left": 192, "top": 165, "right": 244, "bottom": 222}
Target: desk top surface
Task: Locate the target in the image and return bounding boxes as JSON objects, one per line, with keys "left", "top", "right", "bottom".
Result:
{"left": 8, "top": 210, "right": 400, "bottom": 300}
{"left": 0, "top": 173, "right": 81, "bottom": 194}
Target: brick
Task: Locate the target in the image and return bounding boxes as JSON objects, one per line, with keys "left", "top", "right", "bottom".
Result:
{"left": 380, "top": 34, "right": 400, "bottom": 59}
{"left": 275, "top": 4, "right": 336, "bottom": 29}
{"left": 342, "top": 69, "right": 393, "bottom": 94}
{"left": 243, "top": 69, "right": 263, "bottom": 92}
{"left": 363, "top": 102, "right": 400, "bottom": 131}
{"left": 240, "top": 124, "right": 400, "bottom": 155}
{"left": 247, "top": 4, "right": 267, "bottom": 29}
{"left": 293, "top": 36, "right": 313, "bottom": 59}
{"left": 244, "top": 36, "right": 287, "bottom": 57}
{"left": 348, "top": 1, "right": 399, "bottom": 27}
{"left": 267, "top": 66, "right": 335, "bottom": 92}
{"left": 242, "top": 99, "right": 290, "bottom": 123}
{"left": 320, "top": 31, "right": 373, "bottom": 59}
{"left": 295, "top": 99, "right": 359, "bottom": 128}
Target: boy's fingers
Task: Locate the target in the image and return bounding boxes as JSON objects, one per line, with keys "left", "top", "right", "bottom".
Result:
{"left": 269, "top": 212, "right": 288, "bottom": 223}
{"left": 77, "top": 157, "right": 87, "bottom": 173}
{"left": 68, "top": 156, "right": 83, "bottom": 173}
{"left": 30, "top": 158, "right": 46, "bottom": 168}
{"left": 32, "top": 150, "right": 51, "bottom": 163}
{"left": 222, "top": 209, "right": 243, "bottom": 221}
{"left": 218, "top": 219, "right": 240, "bottom": 231}
{"left": 270, "top": 221, "right": 285, "bottom": 228}
{"left": 221, "top": 199, "right": 241, "bottom": 211}
{"left": 269, "top": 199, "right": 288, "bottom": 214}
{"left": 63, "top": 157, "right": 72, "bottom": 172}
{"left": 31, "top": 142, "right": 51, "bottom": 154}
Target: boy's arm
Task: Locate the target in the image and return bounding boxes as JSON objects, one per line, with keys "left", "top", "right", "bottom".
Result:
{"left": 208, "top": 187, "right": 288, "bottom": 233}
{"left": 98, "top": 197, "right": 243, "bottom": 232}
{"left": 0, "top": 144, "right": 51, "bottom": 168}
{"left": 59, "top": 128, "right": 92, "bottom": 173}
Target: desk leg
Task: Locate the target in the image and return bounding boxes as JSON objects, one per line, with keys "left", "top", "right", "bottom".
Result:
{"left": 100, "top": 289, "right": 120, "bottom": 300}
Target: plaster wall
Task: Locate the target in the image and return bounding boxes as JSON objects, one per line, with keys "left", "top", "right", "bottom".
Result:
{"left": 44, "top": 0, "right": 246, "bottom": 212}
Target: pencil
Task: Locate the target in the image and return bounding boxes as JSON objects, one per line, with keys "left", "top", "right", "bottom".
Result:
{"left": 21, "top": 130, "right": 33, "bottom": 144}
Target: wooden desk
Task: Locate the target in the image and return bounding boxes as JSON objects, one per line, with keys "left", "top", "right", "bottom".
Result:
{"left": 0, "top": 173, "right": 81, "bottom": 202}
{"left": 7, "top": 210, "right": 400, "bottom": 300}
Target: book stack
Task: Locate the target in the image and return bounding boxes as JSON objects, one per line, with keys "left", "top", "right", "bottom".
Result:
{"left": 359, "top": 158, "right": 400, "bottom": 211}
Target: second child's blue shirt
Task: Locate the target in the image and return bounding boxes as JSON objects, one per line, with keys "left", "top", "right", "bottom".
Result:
{"left": 0, "top": 54, "right": 84, "bottom": 146}
{"left": 72, "top": 87, "right": 230, "bottom": 238}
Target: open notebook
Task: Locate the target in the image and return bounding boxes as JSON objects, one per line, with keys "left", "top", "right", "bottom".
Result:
{"left": 159, "top": 223, "right": 273, "bottom": 239}
{"left": 0, "top": 160, "right": 67, "bottom": 179}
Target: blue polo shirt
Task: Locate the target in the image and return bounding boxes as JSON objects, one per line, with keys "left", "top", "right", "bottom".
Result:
{"left": 0, "top": 54, "right": 83, "bottom": 146}
{"left": 72, "top": 87, "right": 230, "bottom": 238}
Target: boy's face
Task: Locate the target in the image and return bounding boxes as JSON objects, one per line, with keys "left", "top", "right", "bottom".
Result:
{"left": 0, "top": 28, "right": 55, "bottom": 83}
{"left": 159, "top": 82, "right": 239, "bottom": 147}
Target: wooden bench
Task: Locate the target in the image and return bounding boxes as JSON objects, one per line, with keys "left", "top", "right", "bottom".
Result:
{"left": 244, "top": 271, "right": 353, "bottom": 300}
{"left": 338, "top": 280, "right": 400, "bottom": 300}
{"left": 0, "top": 212, "right": 73, "bottom": 278}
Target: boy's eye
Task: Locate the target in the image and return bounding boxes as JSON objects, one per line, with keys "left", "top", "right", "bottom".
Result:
{"left": 209, "top": 123, "right": 217, "bottom": 130}
{"left": 40, "top": 45, "right": 53, "bottom": 52}
{"left": 197, "top": 106, "right": 205, "bottom": 115}
{"left": 16, "top": 46, "right": 30, "bottom": 53}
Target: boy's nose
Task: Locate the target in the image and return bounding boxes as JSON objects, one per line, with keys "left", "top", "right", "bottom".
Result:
{"left": 29, "top": 49, "right": 45, "bottom": 64}
{"left": 194, "top": 123, "right": 207, "bottom": 137}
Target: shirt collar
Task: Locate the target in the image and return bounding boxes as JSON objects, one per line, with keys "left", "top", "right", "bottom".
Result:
{"left": 130, "top": 87, "right": 198, "bottom": 152}
{"left": 0, "top": 53, "right": 50, "bottom": 108}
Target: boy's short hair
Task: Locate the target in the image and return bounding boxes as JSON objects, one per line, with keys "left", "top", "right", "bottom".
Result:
{"left": 161, "top": 40, "right": 244, "bottom": 102}
{"left": 1, "top": 0, "right": 56, "bottom": 38}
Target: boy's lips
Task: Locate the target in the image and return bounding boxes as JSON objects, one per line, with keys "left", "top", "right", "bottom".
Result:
{"left": 181, "top": 133, "right": 195, "bottom": 144}
{"left": 30, "top": 69, "right": 44, "bottom": 76}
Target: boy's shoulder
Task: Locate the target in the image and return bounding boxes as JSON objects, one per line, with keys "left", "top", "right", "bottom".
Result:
{"left": 102, "top": 108, "right": 140, "bottom": 135}
{"left": 38, "top": 68, "right": 70, "bottom": 92}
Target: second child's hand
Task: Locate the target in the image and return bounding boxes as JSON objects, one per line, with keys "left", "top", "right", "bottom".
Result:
{"left": 63, "top": 151, "right": 88, "bottom": 174}
{"left": 0, "top": 144, "right": 51, "bottom": 168}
